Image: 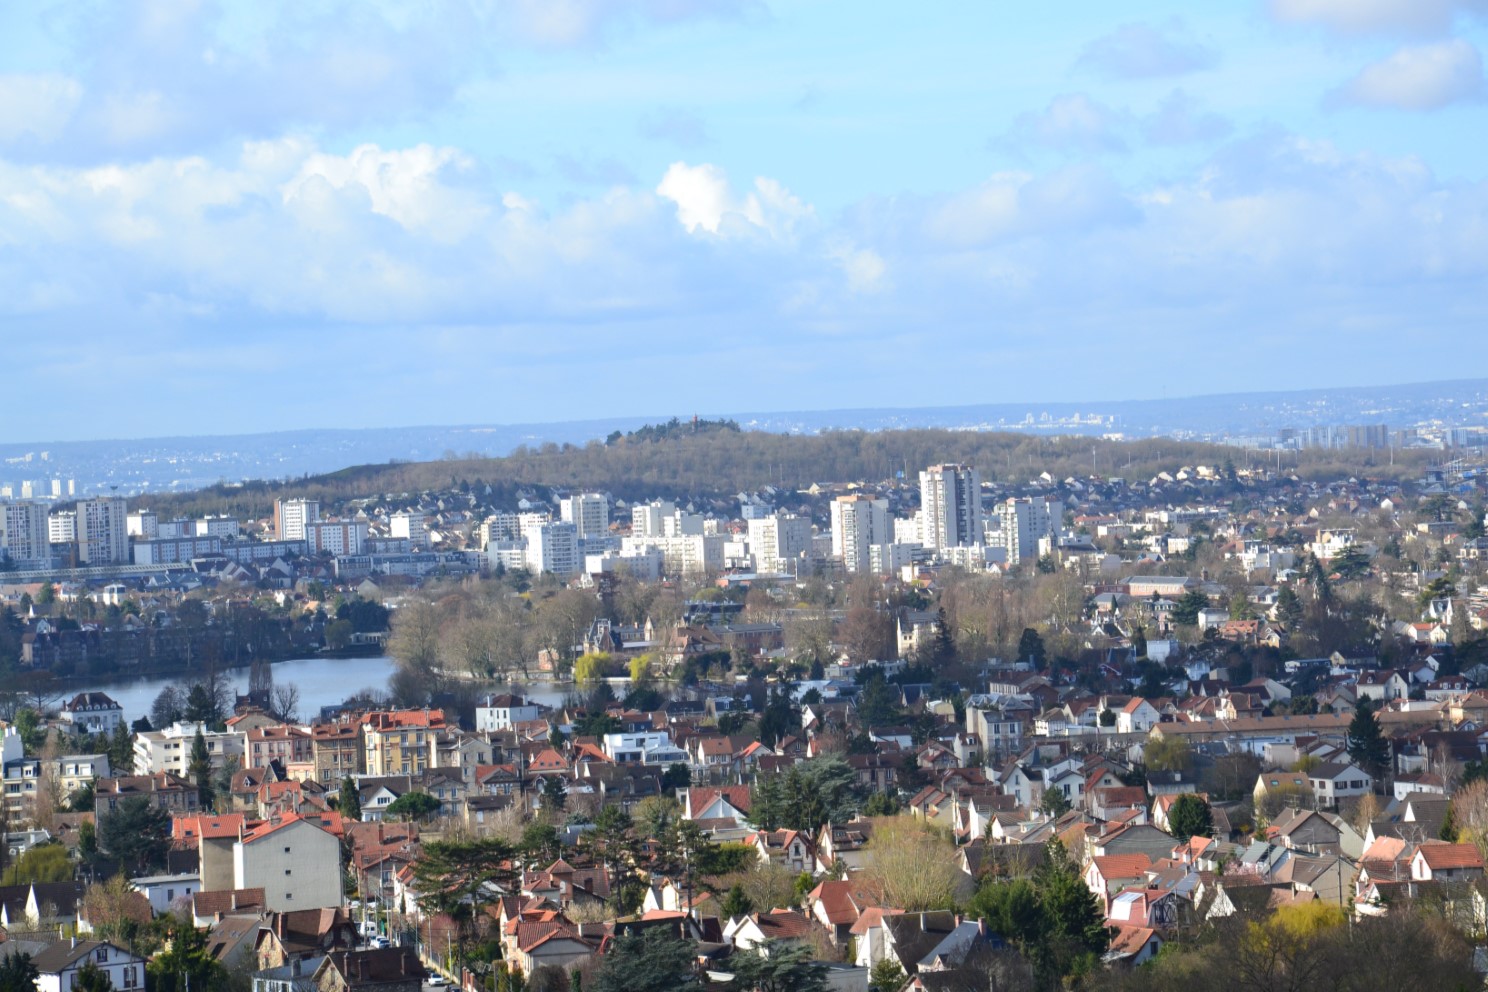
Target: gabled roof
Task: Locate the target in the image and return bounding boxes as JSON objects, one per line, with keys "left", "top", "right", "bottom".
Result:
{"left": 1417, "top": 843, "right": 1485, "bottom": 870}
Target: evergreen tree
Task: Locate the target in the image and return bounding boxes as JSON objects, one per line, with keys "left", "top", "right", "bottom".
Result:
{"left": 74, "top": 960, "right": 114, "bottom": 992}
{"left": 1171, "top": 588, "right": 1211, "bottom": 626}
{"left": 1347, "top": 703, "right": 1391, "bottom": 779}
{"left": 725, "top": 941, "right": 829, "bottom": 992}
{"left": 1167, "top": 793, "right": 1214, "bottom": 842}
{"left": 919, "top": 607, "right": 956, "bottom": 666}
{"left": 1017, "top": 628, "right": 1046, "bottom": 670}
{"left": 146, "top": 925, "right": 225, "bottom": 992}
{"left": 0, "top": 952, "right": 37, "bottom": 992}
{"left": 108, "top": 721, "right": 134, "bottom": 775}
{"left": 1030, "top": 840, "right": 1109, "bottom": 984}
{"left": 1275, "top": 586, "right": 1304, "bottom": 627}
{"left": 339, "top": 775, "right": 362, "bottom": 821}
{"left": 589, "top": 928, "right": 698, "bottom": 992}
{"left": 541, "top": 775, "right": 568, "bottom": 813}
{"left": 188, "top": 727, "right": 213, "bottom": 811}
{"left": 721, "top": 883, "right": 752, "bottom": 920}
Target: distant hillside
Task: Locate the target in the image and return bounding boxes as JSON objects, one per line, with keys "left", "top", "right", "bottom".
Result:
{"left": 134, "top": 428, "right": 1435, "bottom": 520}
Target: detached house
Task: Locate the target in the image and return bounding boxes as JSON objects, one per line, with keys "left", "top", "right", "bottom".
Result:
{"left": 34, "top": 940, "right": 146, "bottom": 992}
{"left": 1411, "top": 843, "right": 1486, "bottom": 882}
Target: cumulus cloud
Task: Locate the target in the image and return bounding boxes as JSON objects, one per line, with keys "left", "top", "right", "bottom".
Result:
{"left": 1078, "top": 21, "right": 1218, "bottom": 79}
{"left": 1268, "top": 0, "right": 1484, "bottom": 36}
{"left": 655, "top": 161, "right": 813, "bottom": 240}
{"left": 922, "top": 165, "right": 1139, "bottom": 249}
{"left": 1332, "top": 39, "right": 1484, "bottom": 109}
{"left": 0, "top": 74, "right": 85, "bottom": 144}
{"left": 1000, "top": 94, "right": 1128, "bottom": 154}
{"left": 1141, "top": 90, "right": 1234, "bottom": 145}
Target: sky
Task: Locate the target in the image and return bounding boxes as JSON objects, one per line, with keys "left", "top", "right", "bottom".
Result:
{"left": 2, "top": 0, "right": 1487, "bottom": 442}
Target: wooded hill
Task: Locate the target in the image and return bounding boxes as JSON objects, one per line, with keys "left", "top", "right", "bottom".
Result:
{"left": 133, "top": 425, "right": 1438, "bottom": 521}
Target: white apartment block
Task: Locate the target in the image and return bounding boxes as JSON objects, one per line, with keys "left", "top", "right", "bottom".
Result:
{"left": 48, "top": 510, "right": 77, "bottom": 545}
{"left": 76, "top": 497, "right": 129, "bottom": 564}
{"left": 274, "top": 498, "right": 320, "bottom": 541}
{"left": 390, "top": 511, "right": 429, "bottom": 549}
{"left": 585, "top": 549, "right": 664, "bottom": 581}
{"left": 481, "top": 511, "right": 522, "bottom": 546}
{"left": 524, "top": 521, "right": 580, "bottom": 577}
{"left": 231, "top": 814, "right": 343, "bottom": 911}
{"left": 1, "top": 501, "right": 52, "bottom": 563}
{"left": 127, "top": 510, "right": 159, "bottom": 539}
{"left": 748, "top": 511, "right": 813, "bottom": 574}
{"left": 621, "top": 533, "right": 725, "bottom": 577}
{"left": 485, "top": 540, "right": 529, "bottom": 572}
{"left": 631, "top": 500, "right": 703, "bottom": 539}
{"left": 989, "top": 496, "right": 1061, "bottom": 565}
{"left": 919, "top": 464, "right": 983, "bottom": 549}
{"left": 303, "top": 520, "right": 369, "bottom": 556}
{"left": 132, "top": 722, "right": 245, "bottom": 778}
{"left": 193, "top": 517, "right": 241, "bottom": 539}
{"left": 560, "top": 493, "right": 610, "bottom": 538}
{"left": 830, "top": 496, "right": 890, "bottom": 574}
{"left": 132, "top": 536, "right": 223, "bottom": 565}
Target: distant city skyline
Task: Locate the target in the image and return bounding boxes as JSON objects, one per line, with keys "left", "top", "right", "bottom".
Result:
{"left": 2, "top": 1, "right": 1486, "bottom": 440}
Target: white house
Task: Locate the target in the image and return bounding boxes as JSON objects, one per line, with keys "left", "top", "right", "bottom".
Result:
{"left": 58, "top": 693, "right": 124, "bottom": 735}
{"left": 1116, "top": 698, "right": 1161, "bottom": 734}
{"left": 474, "top": 694, "right": 542, "bottom": 733}
{"left": 33, "top": 940, "right": 146, "bottom": 992}
{"left": 130, "top": 872, "right": 199, "bottom": 914}
{"left": 133, "top": 721, "right": 246, "bottom": 778}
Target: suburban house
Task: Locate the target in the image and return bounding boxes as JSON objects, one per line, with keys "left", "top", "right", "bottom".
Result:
{"left": 33, "top": 940, "right": 146, "bottom": 992}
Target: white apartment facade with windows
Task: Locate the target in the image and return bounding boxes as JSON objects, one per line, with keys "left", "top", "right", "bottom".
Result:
{"left": 303, "top": 520, "right": 369, "bottom": 556}
{"left": 748, "top": 511, "right": 812, "bottom": 574}
{"left": 133, "top": 722, "right": 246, "bottom": 778}
{"left": 274, "top": 498, "right": 320, "bottom": 541}
{"left": 0, "top": 501, "right": 51, "bottom": 563}
{"left": 76, "top": 497, "right": 129, "bottom": 564}
{"left": 560, "top": 493, "right": 610, "bottom": 538}
{"left": 524, "top": 521, "right": 580, "bottom": 577}
{"left": 919, "top": 464, "right": 982, "bottom": 549}
{"left": 830, "top": 495, "right": 890, "bottom": 574}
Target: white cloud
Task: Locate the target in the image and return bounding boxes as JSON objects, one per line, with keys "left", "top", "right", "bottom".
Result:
{"left": 1078, "top": 21, "right": 1218, "bottom": 79}
{"left": 1141, "top": 90, "right": 1234, "bottom": 145}
{"left": 1269, "top": 0, "right": 1484, "bottom": 36}
{"left": 923, "top": 165, "right": 1139, "bottom": 249}
{"left": 655, "top": 161, "right": 813, "bottom": 240}
{"left": 284, "top": 144, "right": 488, "bottom": 240}
{"left": 1001, "top": 95, "right": 1127, "bottom": 154}
{"left": 1334, "top": 39, "right": 1484, "bottom": 109}
{"left": 0, "top": 74, "right": 84, "bottom": 144}
{"left": 826, "top": 239, "right": 887, "bottom": 294}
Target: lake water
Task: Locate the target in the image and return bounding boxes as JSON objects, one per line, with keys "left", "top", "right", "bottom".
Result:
{"left": 70, "top": 655, "right": 575, "bottom": 723}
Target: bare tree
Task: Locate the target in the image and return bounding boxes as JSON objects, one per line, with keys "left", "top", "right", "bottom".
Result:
{"left": 862, "top": 817, "right": 965, "bottom": 911}
{"left": 270, "top": 683, "right": 301, "bottom": 724}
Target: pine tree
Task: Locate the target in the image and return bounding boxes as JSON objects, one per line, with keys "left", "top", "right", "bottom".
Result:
{"left": 188, "top": 727, "right": 213, "bottom": 811}
{"left": 339, "top": 775, "right": 362, "bottom": 821}
{"left": 1017, "top": 628, "right": 1046, "bottom": 670}
{"left": 1346, "top": 703, "right": 1391, "bottom": 779}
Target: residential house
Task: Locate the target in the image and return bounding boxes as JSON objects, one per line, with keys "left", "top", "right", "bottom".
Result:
{"left": 312, "top": 948, "right": 425, "bottom": 992}
{"left": 58, "top": 693, "right": 125, "bottom": 735}
{"left": 33, "top": 940, "right": 146, "bottom": 992}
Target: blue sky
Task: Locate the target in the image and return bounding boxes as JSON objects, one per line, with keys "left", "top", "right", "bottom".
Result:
{"left": 2, "top": 0, "right": 1486, "bottom": 441}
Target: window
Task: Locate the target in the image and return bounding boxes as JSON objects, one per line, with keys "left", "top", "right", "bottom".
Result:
{"left": 284, "top": 846, "right": 291, "bottom": 854}
{"left": 285, "top": 869, "right": 292, "bottom": 875}
{"left": 123, "top": 966, "right": 138, "bottom": 989}
{"left": 95, "top": 948, "right": 108, "bottom": 962}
